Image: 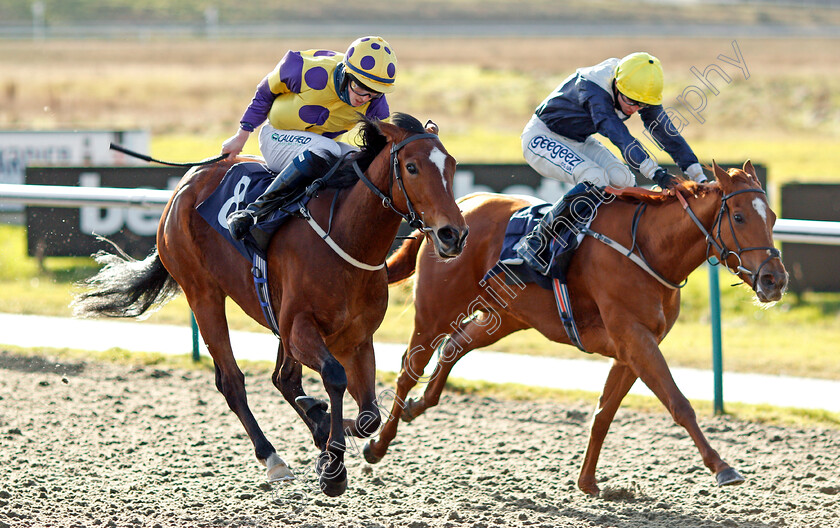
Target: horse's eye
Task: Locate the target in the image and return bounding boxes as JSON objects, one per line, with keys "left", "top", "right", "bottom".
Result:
{"left": 405, "top": 162, "right": 418, "bottom": 175}
{"left": 734, "top": 213, "right": 745, "bottom": 224}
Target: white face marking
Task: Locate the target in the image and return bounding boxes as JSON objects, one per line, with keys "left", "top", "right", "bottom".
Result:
{"left": 428, "top": 146, "right": 448, "bottom": 192}
{"left": 752, "top": 197, "right": 768, "bottom": 222}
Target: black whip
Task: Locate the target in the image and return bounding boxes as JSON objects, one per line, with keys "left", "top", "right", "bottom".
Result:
{"left": 109, "top": 143, "right": 229, "bottom": 167}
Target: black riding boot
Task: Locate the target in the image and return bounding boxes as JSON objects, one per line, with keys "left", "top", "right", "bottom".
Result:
{"left": 226, "top": 151, "right": 318, "bottom": 240}
{"left": 514, "top": 182, "right": 595, "bottom": 275}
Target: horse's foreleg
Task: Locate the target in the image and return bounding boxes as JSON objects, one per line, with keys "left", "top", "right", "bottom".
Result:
{"left": 343, "top": 341, "right": 381, "bottom": 439}
{"left": 624, "top": 332, "right": 744, "bottom": 489}
{"left": 192, "top": 299, "right": 293, "bottom": 483}
{"left": 578, "top": 360, "right": 637, "bottom": 495}
{"left": 272, "top": 350, "right": 330, "bottom": 450}
{"left": 289, "top": 314, "right": 348, "bottom": 497}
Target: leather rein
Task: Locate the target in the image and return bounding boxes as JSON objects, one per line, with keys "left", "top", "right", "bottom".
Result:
{"left": 675, "top": 187, "right": 781, "bottom": 290}
{"left": 586, "top": 186, "right": 780, "bottom": 291}
{"left": 301, "top": 132, "right": 439, "bottom": 271}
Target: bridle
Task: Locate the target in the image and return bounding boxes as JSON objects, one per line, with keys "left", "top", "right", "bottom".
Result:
{"left": 301, "top": 131, "right": 440, "bottom": 272}
{"left": 352, "top": 132, "right": 439, "bottom": 233}
{"left": 675, "top": 187, "right": 781, "bottom": 290}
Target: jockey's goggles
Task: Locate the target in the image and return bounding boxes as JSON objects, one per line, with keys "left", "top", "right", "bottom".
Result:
{"left": 619, "top": 91, "right": 650, "bottom": 109}
{"left": 349, "top": 79, "right": 383, "bottom": 100}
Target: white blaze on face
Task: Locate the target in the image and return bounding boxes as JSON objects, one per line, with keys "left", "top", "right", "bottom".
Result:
{"left": 428, "top": 146, "right": 448, "bottom": 192}
{"left": 752, "top": 197, "right": 768, "bottom": 222}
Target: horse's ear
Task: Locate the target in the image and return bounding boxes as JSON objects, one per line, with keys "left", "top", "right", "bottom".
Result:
{"left": 424, "top": 120, "right": 440, "bottom": 135}
{"left": 712, "top": 161, "right": 731, "bottom": 186}
{"left": 374, "top": 120, "right": 401, "bottom": 143}
{"left": 743, "top": 159, "right": 758, "bottom": 180}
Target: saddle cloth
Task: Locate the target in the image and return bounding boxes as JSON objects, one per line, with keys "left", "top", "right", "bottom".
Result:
{"left": 196, "top": 161, "right": 310, "bottom": 261}
{"left": 484, "top": 185, "right": 606, "bottom": 290}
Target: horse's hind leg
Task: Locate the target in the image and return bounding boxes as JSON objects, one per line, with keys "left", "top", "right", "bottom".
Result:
{"left": 577, "top": 360, "right": 638, "bottom": 495}
{"left": 272, "top": 347, "right": 330, "bottom": 450}
{"left": 408, "top": 312, "right": 523, "bottom": 420}
{"left": 189, "top": 291, "right": 293, "bottom": 483}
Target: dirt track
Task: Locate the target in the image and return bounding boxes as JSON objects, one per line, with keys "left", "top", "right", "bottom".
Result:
{"left": 1, "top": 351, "right": 838, "bottom": 528}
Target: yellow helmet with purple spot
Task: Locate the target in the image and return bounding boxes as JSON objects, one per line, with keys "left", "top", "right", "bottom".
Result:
{"left": 344, "top": 36, "right": 397, "bottom": 94}
{"left": 615, "top": 52, "right": 664, "bottom": 106}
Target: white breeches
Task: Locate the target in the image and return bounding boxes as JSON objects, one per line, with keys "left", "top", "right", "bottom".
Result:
{"left": 521, "top": 115, "right": 635, "bottom": 188}
{"left": 258, "top": 124, "right": 358, "bottom": 173}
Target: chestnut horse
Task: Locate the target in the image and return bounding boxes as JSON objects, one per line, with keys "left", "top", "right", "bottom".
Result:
{"left": 73, "top": 114, "right": 468, "bottom": 496}
{"left": 364, "top": 161, "right": 787, "bottom": 495}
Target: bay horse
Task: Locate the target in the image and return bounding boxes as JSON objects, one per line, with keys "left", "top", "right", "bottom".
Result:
{"left": 364, "top": 161, "right": 788, "bottom": 495}
{"left": 72, "top": 113, "right": 468, "bottom": 497}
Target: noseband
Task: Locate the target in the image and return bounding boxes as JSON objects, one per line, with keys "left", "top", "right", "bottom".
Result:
{"left": 676, "top": 188, "right": 781, "bottom": 290}
{"left": 301, "top": 132, "right": 440, "bottom": 273}
{"left": 353, "top": 132, "right": 439, "bottom": 232}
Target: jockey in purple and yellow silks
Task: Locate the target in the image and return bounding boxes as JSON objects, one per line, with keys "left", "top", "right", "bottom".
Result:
{"left": 223, "top": 36, "right": 397, "bottom": 240}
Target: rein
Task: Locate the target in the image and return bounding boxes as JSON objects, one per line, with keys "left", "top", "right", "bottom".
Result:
{"left": 352, "top": 132, "right": 438, "bottom": 231}
{"left": 584, "top": 185, "right": 780, "bottom": 291}
{"left": 675, "top": 188, "right": 781, "bottom": 289}
{"left": 302, "top": 132, "right": 439, "bottom": 271}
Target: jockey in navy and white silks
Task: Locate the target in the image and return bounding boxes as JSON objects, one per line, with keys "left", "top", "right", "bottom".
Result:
{"left": 521, "top": 52, "right": 707, "bottom": 190}
{"left": 222, "top": 36, "right": 397, "bottom": 240}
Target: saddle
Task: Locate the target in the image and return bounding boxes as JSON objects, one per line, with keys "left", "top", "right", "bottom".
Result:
{"left": 196, "top": 161, "right": 312, "bottom": 261}
{"left": 484, "top": 184, "right": 610, "bottom": 354}
{"left": 487, "top": 184, "right": 609, "bottom": 289}
{"left": 196, "top": 158, "right": 353, "bottom": 337}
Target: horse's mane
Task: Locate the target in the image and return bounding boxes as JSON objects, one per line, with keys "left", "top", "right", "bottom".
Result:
{"left": 607, "top": 179, "right": 726, "bottom": 205}
{"left": 316, "top": 112, "right": 426, "bottom": 190}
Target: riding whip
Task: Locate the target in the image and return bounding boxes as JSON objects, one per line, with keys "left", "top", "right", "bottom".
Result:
{"left": 109, "top": 143, "right": 229, "bottom": 167}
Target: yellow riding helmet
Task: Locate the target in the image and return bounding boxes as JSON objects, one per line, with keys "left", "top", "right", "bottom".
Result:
{"left": 343, "top": 36, "right": 397, "bottom": 94}
{"left": 615, "top": 52, "right": 664, "bottom": 106}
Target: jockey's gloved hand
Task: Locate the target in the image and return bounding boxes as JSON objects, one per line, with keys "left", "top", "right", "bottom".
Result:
{"left": 652, "top": 168, "right": 678, "bottom": 189}
{"left": 684, "top": 162, "right": 708, "bottom": 183}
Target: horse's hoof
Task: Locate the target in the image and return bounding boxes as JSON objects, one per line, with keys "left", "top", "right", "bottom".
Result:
{"left": 363, "top": 441, "right": 383, "bottom": 464}
{"left": 295, "top": 396, "right": 328, "bottom": 416}
{"left": 265, "top": 453, "right": 295, "bottom": 483}
{"left": 716, "top": 467, "right": 745, "bottom": 487}
{"left": 319, "top": 474, "right": 348, "bottom": 497}
{"left": 578, "top": 481, "right": 600, "bottom": 496}
{"left": 316, "top": 452, "right": 348, "bottom": 497}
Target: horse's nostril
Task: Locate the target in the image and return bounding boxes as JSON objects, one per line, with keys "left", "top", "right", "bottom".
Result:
{"left": 438, "top": 226, "right": 457, "bottom": 245}
{"left": 458, "top": 226, "right": 469, "bottom": 250}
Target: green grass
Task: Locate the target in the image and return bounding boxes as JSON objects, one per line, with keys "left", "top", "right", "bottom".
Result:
{"left": 2, "top": 218, "right": 840, "bottom": 380}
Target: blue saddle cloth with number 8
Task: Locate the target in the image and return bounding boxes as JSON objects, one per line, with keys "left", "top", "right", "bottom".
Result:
{"left": 196, "top": 161, "right": 311, "bottom": 261}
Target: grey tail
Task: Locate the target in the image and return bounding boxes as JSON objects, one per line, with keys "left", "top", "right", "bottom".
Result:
{"left": 72, "top": 243, "right": 180, "bottom": 319}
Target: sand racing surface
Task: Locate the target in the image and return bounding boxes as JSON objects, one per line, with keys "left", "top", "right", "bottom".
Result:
{"left": 1, "top": 351, "right": 838, "bottom": 528}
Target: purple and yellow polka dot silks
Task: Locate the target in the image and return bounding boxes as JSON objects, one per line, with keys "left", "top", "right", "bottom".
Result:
{"left": 261, "top": 48, "right": 389, "bottom": 138}
{"left": 343, "top": 36, "right": 397, "bottom": 94}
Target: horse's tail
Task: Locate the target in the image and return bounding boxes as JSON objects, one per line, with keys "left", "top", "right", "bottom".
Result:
{"left": 72, "top": 244, "right": 181, "bottom": 319}
{"left": 386, "top": 231, "right": 424, "bottom": 285}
